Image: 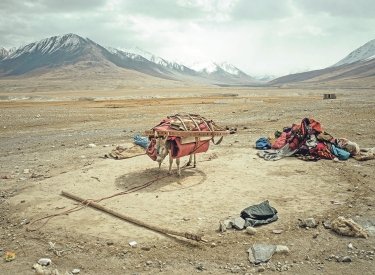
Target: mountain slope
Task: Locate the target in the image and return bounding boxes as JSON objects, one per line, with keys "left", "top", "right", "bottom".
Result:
{"left": 331, "top": 39, "right": 375, "bottom": 67}
{"left": 0, "top": 34, "right": 178, "bottom": 80}
{"left": 269, "top": 39, "right": 375, "bottom": 88}
{"left": 123, "top": 46, "right": 198, "bottom": 76}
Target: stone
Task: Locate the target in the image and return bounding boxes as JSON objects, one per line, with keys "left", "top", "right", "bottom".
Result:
{"left": 342, "top": 256, "right": 352, "bottom": 262}
{"left": 246, "top": 227, "right": 257, "bottom": 235}
{"left": 232, "top": 217, "right": 246, "bottom": 230}
{"left": 348, "top": 243, "right": 353, "bottom": 249}
{"left": 303, "top": 218, "right": 316, "bottom": 228}
{"left": 248, "top": 244, "right": 277, "bottom": 264}
{"left": 223, "top": 219, "right": 232, "bottom": 229}
{"left": 323, "top": 221, "right": 331, "bottom": 229}
{"left": 220, "top": 221, "right": 226, "bottom": 232}
{"left": 272, "top": 230, "right": 282, "bottom": 234}
{"left": 88, "top": 143, "right": 96, "bottom": 148}
{"left": 258, "top": 266, "right": 265, "bottom": 272}
{"left": 72, "top": 269, "right": 80, "bottom": 274}
{"left": 275, "top": 245, "right": 289, "bottom": 254}
{"left": 38, "top": 258, "right": 52, "bottom": 266}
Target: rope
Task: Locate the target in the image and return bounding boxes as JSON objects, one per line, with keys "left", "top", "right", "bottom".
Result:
{"left": 26, "top": 170, "right": 207, "bottom": 242}
{"left": 27, "top": 174, "right": 168, "bottom": 232}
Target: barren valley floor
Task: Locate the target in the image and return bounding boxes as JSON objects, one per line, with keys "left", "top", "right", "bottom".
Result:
{"left": 1, "top": 88, "right": 375, "bottom": 275}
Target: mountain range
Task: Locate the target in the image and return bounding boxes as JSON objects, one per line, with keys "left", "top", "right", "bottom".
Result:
{"left": 270, "top": 39, "right": 375, "bottom": 88}
{"left": 0, "top": 33, "right": 257, "bottom": 85}
{"left": 1, "top": 33, "right": 375, "bottom": 88}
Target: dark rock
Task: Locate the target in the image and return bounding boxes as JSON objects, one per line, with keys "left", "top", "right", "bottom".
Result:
{"left": 342, "top": 256, "right": 352, "bottom": 262}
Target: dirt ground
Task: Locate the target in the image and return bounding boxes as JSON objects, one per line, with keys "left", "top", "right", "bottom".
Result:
{"left": 0, "top": 88, "right": 375, "bottom": 275}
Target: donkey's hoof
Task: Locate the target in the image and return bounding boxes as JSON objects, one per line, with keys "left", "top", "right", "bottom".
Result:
{"left": 186, "top": 162, "right": 191, "bottom": 167}
{"left": 177, "top": 174, "right": 181, "bottom": 177}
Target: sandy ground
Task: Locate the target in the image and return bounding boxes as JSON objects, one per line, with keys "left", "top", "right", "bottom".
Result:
{"left": 0, "top": 88, "right": 375, "bottom": 275}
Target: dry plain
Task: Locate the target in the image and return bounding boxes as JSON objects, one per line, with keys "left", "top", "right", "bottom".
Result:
{"left": 1, "top": 87, "right": 375, "bottom": 275}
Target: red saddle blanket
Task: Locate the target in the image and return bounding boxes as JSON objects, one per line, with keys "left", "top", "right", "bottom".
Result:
{"left": 147, "top": 115, "right": 211, "bottom": 160}
{"left": 169, "top": 136, "right": 210, "bottom": 159}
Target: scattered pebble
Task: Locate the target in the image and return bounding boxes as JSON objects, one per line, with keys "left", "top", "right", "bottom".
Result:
{"left": 246, "top": 226, "right": 257, "bottom": 235}
{"left": 38, "top": 258, "right": 51, "bottom": 266}
{"left": 342, "top": 256, "right": 352, "bottom": 262}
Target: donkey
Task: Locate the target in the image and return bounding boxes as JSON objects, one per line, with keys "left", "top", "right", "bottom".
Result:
{"left": 154, "top": 131, "right": 196, "bottom": 177}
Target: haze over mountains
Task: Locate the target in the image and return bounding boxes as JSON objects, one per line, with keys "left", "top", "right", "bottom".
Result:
{"left": 0, "top": 33, "right": 375, "bottom": 89}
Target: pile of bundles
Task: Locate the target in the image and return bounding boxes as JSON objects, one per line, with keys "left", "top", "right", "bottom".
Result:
{"left": 257, "top": 117, "right": 360, "bottom": 161}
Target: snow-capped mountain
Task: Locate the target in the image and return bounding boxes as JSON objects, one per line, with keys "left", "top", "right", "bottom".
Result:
{"left": 331, "top": 39, "right": 375, "bottom": 67}
{"left": 104, "top": 46, "right": 146, "bottom": 62}
{"left": 185, "top": 60, "right": 248, "bottom": 77}
{"left": 117, "top": 46, "right": 197, "bottom": 75}
{"left": 253, "top": 75, "right": 278, "bottom": 82}
{"left": 0, "top": 33, "right": 256, "bottom": 84}
{"left": 0, "top": 47, "right": 9, "bottom": 59}
{"left": 6, "top": 34, "right": 88, "bottom": 60}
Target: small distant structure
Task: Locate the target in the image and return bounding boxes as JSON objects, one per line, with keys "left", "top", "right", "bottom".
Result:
{"left": 323, "top": 94, "right": 336, "bottom": 99}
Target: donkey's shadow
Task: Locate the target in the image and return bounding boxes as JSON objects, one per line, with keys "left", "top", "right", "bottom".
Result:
{"left": 115, "top": 166, "right": 207, "bottom": 193}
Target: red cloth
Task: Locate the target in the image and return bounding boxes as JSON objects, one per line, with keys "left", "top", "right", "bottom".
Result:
{"left": 169, "top": 137, "right": 210, "bottom": 159}
{"left": 288, "top": 118, "right": 323, "bottom": 151}
{"left": 147, "top": 117, "right": 211, "bottom": 161}
{"left": 271, "top": 132, "right": 288, "bottom": 149}
{"left": 309, "top": 142, "right": 335, "bottom": 160}
{"left": 146, "top": 138, "right": 157, "bottom": 161}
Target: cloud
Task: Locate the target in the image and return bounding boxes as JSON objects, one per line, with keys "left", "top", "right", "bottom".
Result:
{"left": 0, "top": 0, "right": 375, "bottom": 76}
{"left": 230, "top": 0, "right": 294, "bottom": 21}
{"left": 294, "top": 0, "right": 375, "bottom": 18}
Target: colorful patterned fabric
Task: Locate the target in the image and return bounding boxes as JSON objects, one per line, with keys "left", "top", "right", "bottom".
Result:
{"left": 309, "top": 142, "right": 335, "bottom": 160}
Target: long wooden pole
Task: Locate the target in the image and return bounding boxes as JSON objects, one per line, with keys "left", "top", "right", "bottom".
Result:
{"left": 61, "top": 191, "right": 206, "bottom": 242}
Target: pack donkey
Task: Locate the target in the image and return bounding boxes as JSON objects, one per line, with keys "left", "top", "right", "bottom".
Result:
{"left": 154, "top": 131, "right": 197, "bottom": 177}
{"left": 146, "top": 114, "right": 228, "bottom": 177}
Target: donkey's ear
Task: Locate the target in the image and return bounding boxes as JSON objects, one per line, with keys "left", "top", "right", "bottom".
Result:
{"left": 164, "top": 131, "right": 169, "bottom": 140}
{"left": 154, "top": 131, "right": 158, "bottom": 138}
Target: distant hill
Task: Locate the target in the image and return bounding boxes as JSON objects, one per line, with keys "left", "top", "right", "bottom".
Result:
{"left": 269, "top": 39, "right": 375, "bottom": 88}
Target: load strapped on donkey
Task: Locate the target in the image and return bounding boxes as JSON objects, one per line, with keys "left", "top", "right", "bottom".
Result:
{"left": 146, "top": 113, "right": 229, "bottom": 176}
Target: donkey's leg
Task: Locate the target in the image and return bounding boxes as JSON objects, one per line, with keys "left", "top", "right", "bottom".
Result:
{"left": 187, "top": 154, "right": 193, "bottom": 166}
{"left": 176, "top": 157, "right": 181, "bottom": 177}
{"left": 193, "top": 154, "right": 196, "bottom": 168}
{"left": 168, "top": 153, "right": 173, "bottom": 175}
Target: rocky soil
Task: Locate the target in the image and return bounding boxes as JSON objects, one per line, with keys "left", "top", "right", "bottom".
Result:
{"left": 0, "top": 88, "right": 374, "bottom": 275}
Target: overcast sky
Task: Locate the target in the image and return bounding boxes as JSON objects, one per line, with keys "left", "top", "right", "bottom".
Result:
{"left": 1, "top": 0, "right": 375, "bottom": 77}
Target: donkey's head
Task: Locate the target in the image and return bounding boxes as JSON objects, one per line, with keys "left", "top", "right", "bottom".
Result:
{"left": 154, "top": 131, "right": 170, "bottom": 167}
